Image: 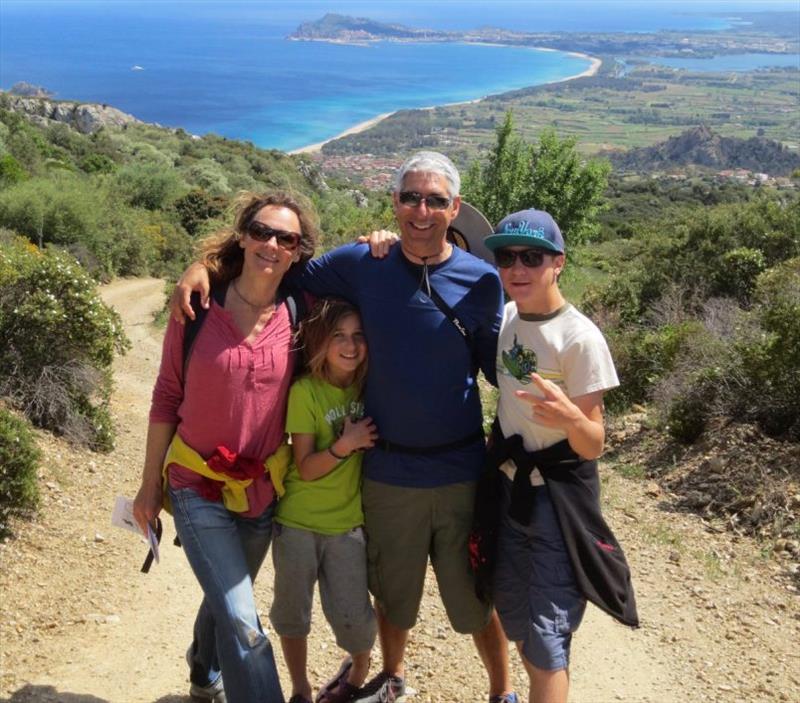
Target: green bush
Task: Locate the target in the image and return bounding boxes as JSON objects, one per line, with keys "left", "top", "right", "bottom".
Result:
{"left": 172, "top": 188, "right": 228, "bottom": 236}
{"left": 0, "top": 238, "right": 129, "bottom": 450}
{"left": 604, "top": 321, "right": 701, "bottom": 413}
{"left": 713, "top": 247, "right": 766, "bottom": 303}
{"left": 115, "top": 162, "right": 184, "bottom": 210}
{"left": 0, "top": 406, "right": 41, "bottom": 535}
{"left": 0, "top": 153, "right": 27, "bottom": 186}
{"left": 737, "top": 258, "right": 800, "bottom": 437}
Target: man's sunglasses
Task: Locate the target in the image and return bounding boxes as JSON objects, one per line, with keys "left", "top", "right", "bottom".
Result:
{"left": 398, "top": 191, "right": 452, "bottom": 211}
{"left": 246, "top": 222, "right": 301, "bottom": 251}
{"left": 494, "top": 248, "right": 551, "bottom": 268}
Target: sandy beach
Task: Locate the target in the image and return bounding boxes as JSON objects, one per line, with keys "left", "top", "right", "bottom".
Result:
{"left": 289, "top": 49, "right": 601, "bottom": 155}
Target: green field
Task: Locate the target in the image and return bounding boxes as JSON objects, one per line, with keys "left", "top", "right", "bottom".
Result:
{"left": 322, "top": 63, "right": 799, "bottom": 166}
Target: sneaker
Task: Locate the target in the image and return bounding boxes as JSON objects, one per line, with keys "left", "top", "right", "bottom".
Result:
{"left": 353, "top": 671, "right": 405, "bottom": 703}
{"left": 186, "top": 646, "right": 226, "bottom": 703}
{"left": 489, "top": 694, "right": 520, "bottom": 703}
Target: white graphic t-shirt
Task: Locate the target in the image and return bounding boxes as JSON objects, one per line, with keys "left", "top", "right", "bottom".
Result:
{"left": 495, "top": 302, "right": 619, "bottom": 485}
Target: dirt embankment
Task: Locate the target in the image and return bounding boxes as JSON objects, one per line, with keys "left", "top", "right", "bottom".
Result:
{"left": 0, "top": 277, "right": 798, "bottom": 702}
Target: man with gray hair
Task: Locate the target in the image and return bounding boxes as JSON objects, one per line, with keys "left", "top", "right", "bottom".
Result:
{"left": 173, "top": 151, "right": 517, "bottom": 703}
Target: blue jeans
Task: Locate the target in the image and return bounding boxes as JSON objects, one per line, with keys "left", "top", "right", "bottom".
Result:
{"left": 170, "top": 485, "right": 284, "bottom": 703}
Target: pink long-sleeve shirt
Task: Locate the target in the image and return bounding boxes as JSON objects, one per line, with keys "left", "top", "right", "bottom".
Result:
{"left": 149, "top": 300, "right": 296, "bottom": 517}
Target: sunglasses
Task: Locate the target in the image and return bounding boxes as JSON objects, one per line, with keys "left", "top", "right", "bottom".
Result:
{"left": 494, "top": 248, "right": 551, "bottom": 268}
{"left": 398, "top": 191, "right": 452, "bottom": 211}
{"left": 246, "top": 222, "right": 301, "bottom": 251}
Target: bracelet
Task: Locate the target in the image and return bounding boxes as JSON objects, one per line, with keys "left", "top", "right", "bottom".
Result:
{"left": 328, "top": 445, "right": 348, "bottom": 460}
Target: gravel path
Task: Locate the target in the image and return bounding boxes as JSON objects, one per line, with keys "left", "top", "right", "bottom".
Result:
{"left": 1, "top": 277, "right": 798, "bottom": 702}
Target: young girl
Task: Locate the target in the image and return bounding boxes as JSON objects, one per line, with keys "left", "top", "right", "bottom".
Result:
{"left": 483, "top": 209, "right": 638, "bottom": 703}
{"left": 270, "top": 298, "right": 378, "bottom": 703}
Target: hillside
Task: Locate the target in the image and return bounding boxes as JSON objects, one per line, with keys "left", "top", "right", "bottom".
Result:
{"left": 0, "top": 92, "right": 394, "bottom": 282}
{"left": 609, "top": 125, "right": 800, "bottom": 175}
{"left": 0, "top": 278, "right": 798, "bottom": 702}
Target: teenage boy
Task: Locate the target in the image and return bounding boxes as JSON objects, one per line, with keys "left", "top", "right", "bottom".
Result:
{"left": 483, "top": 209, "right": 638, "bottom": 703}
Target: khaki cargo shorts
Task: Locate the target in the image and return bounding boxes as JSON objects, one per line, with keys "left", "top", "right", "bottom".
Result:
{"left": 362, "top": 478, "right": 491, "bottom": 634}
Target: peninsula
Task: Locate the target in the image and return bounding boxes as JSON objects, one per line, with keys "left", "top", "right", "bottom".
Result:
{"left": 289, "top": 12, "right": 799, "bottom": 58}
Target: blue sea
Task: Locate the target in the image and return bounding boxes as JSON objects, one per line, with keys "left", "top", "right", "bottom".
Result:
{"left": 1, "top": 1, "right": 798, "bottom": 151}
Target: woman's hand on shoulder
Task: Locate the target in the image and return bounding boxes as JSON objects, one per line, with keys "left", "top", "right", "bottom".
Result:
{"left": 357, "top": 230, "right": 399, "bottom": 259}
{"left": 170, "top": 262, "right": 212, "bottom": 323}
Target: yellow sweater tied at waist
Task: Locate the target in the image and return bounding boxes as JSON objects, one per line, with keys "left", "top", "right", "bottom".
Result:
{"left": 161, "top": 434, "right": 291, "bottom": 514}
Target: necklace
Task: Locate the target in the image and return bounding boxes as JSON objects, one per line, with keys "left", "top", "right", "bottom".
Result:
{"left": 232, "top": 279, "right": 275, "bottom": 312}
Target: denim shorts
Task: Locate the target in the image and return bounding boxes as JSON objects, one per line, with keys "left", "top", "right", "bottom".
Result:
{"left": 493, "top": 475, "right": 586, "bottom": 671}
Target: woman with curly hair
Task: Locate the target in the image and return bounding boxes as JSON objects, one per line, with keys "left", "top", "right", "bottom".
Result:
{"left": 134, "top": 191, "right": 319, "bottom": 703}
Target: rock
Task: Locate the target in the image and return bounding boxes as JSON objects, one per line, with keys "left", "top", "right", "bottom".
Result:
{"left": 296, "top": 160, "right": 330, "bottom": 192}
{"left": 345, "top": 189, "right": 369, "bottom": 208}
{"left": 645, "top": 482, "right": 661, "bottom": 497}
{"left": 2, "top": 93, "right": 142, "bottom": 134}
{"left": 94, "top": 533, "right": 105, "bottom": 543}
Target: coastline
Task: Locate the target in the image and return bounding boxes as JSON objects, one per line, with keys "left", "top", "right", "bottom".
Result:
{"left": 289, "top": 50, "right": 601, "bottom": 155}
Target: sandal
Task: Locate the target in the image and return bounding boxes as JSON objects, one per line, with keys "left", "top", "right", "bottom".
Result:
{"left": 315, "top": 656, "right": 357, "bottom": 703}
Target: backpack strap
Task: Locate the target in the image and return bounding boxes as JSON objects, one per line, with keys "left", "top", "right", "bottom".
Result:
{"left": 277, "top": 279, "right": 308, "bottom": 331}
{"left": 182, "top": 284, "right": 227, "bottom": 382}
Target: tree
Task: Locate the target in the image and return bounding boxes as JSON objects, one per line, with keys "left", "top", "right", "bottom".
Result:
{"left": 462, "top": 112, "right": 530, "bottom": 226}
{"left": 463, "top": 112, "right": 610, "bottom": 246}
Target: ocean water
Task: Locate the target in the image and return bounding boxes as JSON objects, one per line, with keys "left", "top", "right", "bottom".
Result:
{"left": 1, "top": 1, "right": 797, "bottom": 150}
{"left": 640, "top": 53, "right": 800, "bottom": 72}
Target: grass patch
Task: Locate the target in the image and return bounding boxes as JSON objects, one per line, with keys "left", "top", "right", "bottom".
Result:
{"left": 642, "top": 521, "right": 683, "bottom": 549}
{"left": 612, "top": 462, "right": 647, "bottom": 480}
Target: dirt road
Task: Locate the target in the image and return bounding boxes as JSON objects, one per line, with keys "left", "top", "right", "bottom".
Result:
{"left": 1, "top": 277, "right": 797, "bottom": 702}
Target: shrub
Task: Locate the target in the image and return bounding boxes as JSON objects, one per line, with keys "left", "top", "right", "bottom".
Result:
{"left": 172, "top": 188, "right": 228, "bottom": 236}
{"left": 738, "top": 258, "right": 800, "bottom": 437}
{"left": 0, "top": 406, "right": 41, "bottom": 535}
{"left": 0, "top": 153, "right": 27, "bottom": 186}
{"left": 604, "top": 320, "right": 703, "bottom": 414}
{"left": 712, "top": 247, "right": 766, "bottom": 304}
{"left": 0, "top": 239, "right": 129, "bottom": 450}
{"left": 115, "top": 162, "right": 183, "bottom": 210}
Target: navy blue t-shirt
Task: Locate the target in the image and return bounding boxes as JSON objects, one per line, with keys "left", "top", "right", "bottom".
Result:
{"left": 293, "top": 243, "right": 503, "bottom": 487}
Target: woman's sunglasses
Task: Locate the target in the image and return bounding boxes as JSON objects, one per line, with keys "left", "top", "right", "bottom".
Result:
{"left": 246, "top": 222, "right": 301, "bottom": 251}
{"left": 494, "top": 248, "right": 551, "bottom": 268}
{"left": 398, "top": 191, "right": 452, "bottom": 211}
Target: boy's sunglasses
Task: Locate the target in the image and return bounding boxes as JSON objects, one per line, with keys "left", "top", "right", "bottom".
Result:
{"left": 246, "top": 222, "right": 301, "bottom": 251}
{"left": 398, "top": 191, "right": 452, "bottom": 210}
{"left": 494, "top": 248, "right": 550, "bottom": 268}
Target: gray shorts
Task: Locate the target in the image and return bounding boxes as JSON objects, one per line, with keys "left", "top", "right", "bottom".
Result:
{"left": 493, "top": 475, "right": 586, "bottom": 671}
{"left": 269, "top": 523, "right": 376, "bottom": 654}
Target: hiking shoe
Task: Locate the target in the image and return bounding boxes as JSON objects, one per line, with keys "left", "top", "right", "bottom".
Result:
{"left": 316, "top": 656, "right": 360, "bottom": 703}
{"left": 353, "top": 671, "right": 405, "bottom": 703}
{"left": 189, "top": 677, "right": 226, "bottom": 703}
{"left": 489, "top": 694, "right": 520, "bottom": 703}
{"left": 186, "top": 646, "right": 226, "bottom": 703}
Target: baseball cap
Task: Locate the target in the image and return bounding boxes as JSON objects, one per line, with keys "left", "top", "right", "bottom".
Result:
{"left": 484, "top": 209, "right": 565, "bottom": 254}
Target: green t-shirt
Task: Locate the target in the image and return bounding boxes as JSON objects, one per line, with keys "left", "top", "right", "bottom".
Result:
{"left": 276, "top": 375, "right": 365, "bottom": 534}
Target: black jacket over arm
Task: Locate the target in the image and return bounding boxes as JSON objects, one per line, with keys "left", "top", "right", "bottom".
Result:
{"left": 488, "top": 422, "right": 639, "bottom": 628}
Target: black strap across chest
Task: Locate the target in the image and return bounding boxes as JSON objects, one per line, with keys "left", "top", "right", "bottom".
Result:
{"left": 397, "top": 251, "right": 474, "bottom": 350}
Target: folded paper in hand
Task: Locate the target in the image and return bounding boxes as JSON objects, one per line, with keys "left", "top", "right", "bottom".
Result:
{"left": 111, "top": 495, "right": 159, "bottom": 564}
